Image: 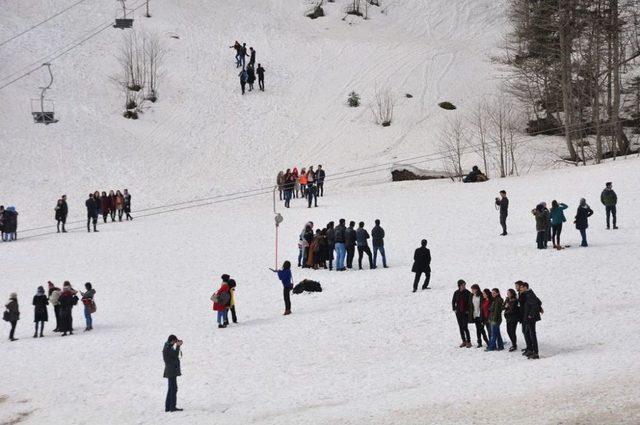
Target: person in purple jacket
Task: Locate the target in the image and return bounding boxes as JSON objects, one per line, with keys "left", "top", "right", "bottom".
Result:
{"left": 271, "top": 261, "right": 293, "bottom": 315}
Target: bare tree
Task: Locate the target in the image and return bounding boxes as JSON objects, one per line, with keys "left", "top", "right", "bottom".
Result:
{"left": 469, "top": 101, "right": 490, "bottom": 177}
{"left": 486, "top": 98, "right": 520, "bottom": 177}
{"left": 371, "top": 88, "right": 395, "bottom": 126}
{"left": 144, "top": 32, "right": 166, "bottom": 102}
{"left": 118, "top": 31, "right": 146, "bottom": 92}
{"left": 439, "top": 115, "right": 467, "bottom": 180}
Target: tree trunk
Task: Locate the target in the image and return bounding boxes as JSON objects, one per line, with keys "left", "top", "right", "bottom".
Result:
{"left": 559, "top": 0, "right": 578, "bottom": 161}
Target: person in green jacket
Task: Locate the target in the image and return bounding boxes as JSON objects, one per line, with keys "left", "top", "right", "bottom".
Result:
{"left": 600, "top": 182, "right": 618, "bottom": 229}
{"left": 549, "top": 200, "right": 568, "bottom": 249}
{"left": 531, "top": 203, "right": 550, "bottom": 249}
{"left": 485, "top": 288, "right": 504, "bottom": 351}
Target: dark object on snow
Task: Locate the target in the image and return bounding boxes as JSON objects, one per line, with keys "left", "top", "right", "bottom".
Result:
{"left": 405, "top": 93, "right": 413, "bottom": 98}
{"left": 526, "top": 114, "right": 562, "bottom": 136}
{"left": 307, "top": 5, "right": 324, "bottom": 19}
{"left": 438, "top": 101, "right": 456, "bottom": 110}
{"left": 391, "top": 167, "right": 452, "bottom": 181}
{"left": 293, "top": 279, "right": 323, "bottom": 294}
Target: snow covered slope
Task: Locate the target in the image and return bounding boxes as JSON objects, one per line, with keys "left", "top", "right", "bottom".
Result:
{"left": 2, "top": 157, "right": 640, "bottom": 424}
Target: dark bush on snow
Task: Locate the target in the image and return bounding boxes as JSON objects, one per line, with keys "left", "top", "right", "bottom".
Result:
{"left": 307, "top": 5, "right": 324, "bottom": 19}
{"left": 123, "top": 110, "right": 138, "bottom": 119}
{"left": 438, "top": 101, "right": 456, "bottom": 110}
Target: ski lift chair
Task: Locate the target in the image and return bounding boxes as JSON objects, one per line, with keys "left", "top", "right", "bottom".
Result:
{"left": 114, "top": 4, "right": 134, "bottom": 29}
{"left": 31, "top": 63, "right": 57, "bottom": 124}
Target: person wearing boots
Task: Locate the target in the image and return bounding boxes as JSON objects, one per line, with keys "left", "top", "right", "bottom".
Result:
{"left": 163, "top": 335, "right": 183, "bottom": 412}
{"left": 411, "top": 239, "right": 431, "bottom": 291}
{"left": 600, "top": 182, "right": 618, "bottom": 229}
{"left": 85, "top": 193, "right": 99, "bottom": 232}
{"left": 355, "top": 222, "right": 373, "bottom": 270}
{"left": 227, "top": 279, "right": 238, "bottom": 324}
{"left": 271, "top": 261, "right": 293, "bottom": 315}
{"left": 495, "top": 190, "right": 509, "bottom": 235}
{"left": 451, "top": 280, "right": 472, "bottom": 348}
{"left": 32, "top": 286, "right": 48, "bottom": 338}
{"left": 5, "top": 292, "right": 19, "bottom": 341}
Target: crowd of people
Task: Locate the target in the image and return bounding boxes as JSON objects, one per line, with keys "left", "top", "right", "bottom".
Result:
{"left": 210, "top": 274, "right": 238, "bottom": 329}
{"left": 230, "top": 41, "right": 266, "bottom": 94}
{"left": 3, "top": 281, "right": 96, "bottom": 341}
{"left": 85, "top": 189, "right": 133, "bottom": 232}
{"left": 277, "top": 166, "right": 326, "bottom": 208}
{"left": 0, "top": 205, "right": 19, "bottom": 241}
{"left": 452, "top": 280, "right": 542, "bottom": 359}
{"left": 297, "top": 219, "right": 387, "bottom": 271}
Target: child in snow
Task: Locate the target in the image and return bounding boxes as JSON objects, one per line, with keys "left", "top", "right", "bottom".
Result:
{"left": 271, "top": 261, "right": 293, "bottom": 315}
{"left": 32, "top": 286, "right": 48, "bottom": 338}
{"left": 212, "top": 279, "right": 231, "bottom": 329}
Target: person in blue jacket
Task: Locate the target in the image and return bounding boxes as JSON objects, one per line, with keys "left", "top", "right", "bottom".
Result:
{"left": 271, "top": 261, "right": 293, "bottom": 315}
{"left": 549, "top": 200, "right": 568, "bottom": 249}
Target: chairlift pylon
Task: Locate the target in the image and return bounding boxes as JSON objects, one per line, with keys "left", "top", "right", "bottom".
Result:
{"left": 31, "top": 63, "right": 57, "bottom": 124}
{"left": 114, "top": 0, "right": 134, "bottom": 29}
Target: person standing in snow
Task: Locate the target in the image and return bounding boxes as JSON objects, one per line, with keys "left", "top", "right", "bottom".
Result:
{"left": 470, "top": 284, "right": 488, "bottom": 348}
{"left": 519, "top": 282, "right": 542, "bottom": 359}
{"left": 240, "top": 43, "right": 248, "bottom": 68}
{"left": 55, "top": 195, "right": 68, "bottom": 233}
{"left": 212, "top": 279, "right": 231, "bottom": 329}
{"left": 239, "top": 68, "right": 248, "bottom": 95}
{"left": 325, "top": 221, "right": 336, "bottom": 271}
{"left": 271, "top": 261, "right": 293, "bottom": 315}
{"left": 299, "top": 168, "right": 308, "bottom": 197}
{"left": 247, "top": 64, "right": 256, "bottom": 92}
{"left": 108, "top": 190, "right": 116, "bottom": 221}
{"left": 277, "top": 171, "right": 285, "bottom": 201}
{"left": 230, "top": 40, "right": 242, "bottom": 67}
{"left": 481, "top": 288, "right": 492, "bottom": 339}
{"left": 307, "top": 181, "right": 318, "bottom": 208}
{"left": 5, "top": 292, "right": 19, "bottom": 341}
{"left": 58, "top": 282, "right": 78, "bottom": 336}
{"left": 495, "top": 190, "right": 509, "bottom": 236}
{"left": 284, "top": 171, "right": 295, "bottom": 208}
{"left": 80, "top": 282, "right": 96, "bottom": 331}
{"left": 355, "top": 222, "right": 373, "bottom": 270}
{"left": 2, "top": 206, "right": 18, "bottom": 241}
{"left": 227, "top": 279, "right": 238, "bottom": 324}
{"left": 334, "top": 219, "right": 347, "bottom": 271}
{"left": 32, "top": 286, "right": 48, "bottom": 338}
{"left": 114, "top": 190, "right": 125, "bottom": 221}
{"left": 503, "top": 288, "right": 519, "bottom": 351}
{"left": 163, "top": 335, "right": 183, "bottom": 412}
{"left": 451, "top": 280, "right": 472, "bottom": 348}
{"left": 411, "top": 239, "right": 431, "bottom": 291}
{"left": 345, "top": 221, "right": 357, "bottom": 269}
{"left": 316, "top": 165, "right": 325, "bottom": 197}
{"left": 100, "top": 191, "right": 111, "bottom": 223}
{"left": 549, "top": 200, "right": 568, "bottom": 249}
{"left": 485, "top": 288, "right": 504, "bottom": 351}
{"left": 574, "top": 198, "right": 594, "bottom": 247}
{"left": 86, "top": 193, "right": 99, "bottom": 233}
{"left": 256, "top": 64, "right": 265, "bottom": 91}
{"left": 248, "top": 47, "right": 256, "bottom": 67}
{"left": 124, "top": 189, "right": 133, "bottom": 221}
{"left": 0, "top": 205, "right": 5, "bottom": 240}
{"left": 600, "top": 182, "right": 618, "bottom": 230}
{"left": 48, "top": 282, "right": 61, "bottom": 332}
{"left": 531, "top": 203, "right": 550, "bottom": 249}
{"left": 371, "top": 219, "right": 387, "bottom": 269}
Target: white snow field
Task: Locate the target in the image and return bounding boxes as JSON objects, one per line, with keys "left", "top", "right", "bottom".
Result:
{"left": 1, "top": 0, "right": 640, "bottom": 424}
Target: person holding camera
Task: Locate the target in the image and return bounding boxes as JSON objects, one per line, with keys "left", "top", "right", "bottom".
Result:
{"left": 495, "top": 190, "right": 509, "bottom": 236}
{"left": 163, "top": 335, "right": 183, "bottom": 412}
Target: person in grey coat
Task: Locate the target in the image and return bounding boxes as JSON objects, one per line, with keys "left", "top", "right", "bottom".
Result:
{"left": 163, "top": 335, "right": 183, "bottom": 412}
{"left": 371, "top": 219, "right": 387, "bottom": 268}
{"left": 355, "top": 222, "right": 373, "bottom": 270}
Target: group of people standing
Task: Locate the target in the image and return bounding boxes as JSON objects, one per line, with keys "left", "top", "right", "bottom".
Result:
{"left": 278, "top": 166, "right": 326, "bottom": 208}
{"left": 230, "top": 41, "right": 266, "bottom": 94}
{"left": 298, "top": 219, "right": 388, "bottom": 271}
{"left": 85, "top": 189, "right": 133, "bottom": 232}
{"left": 211, "top": 274, "right": 238, "bottom": 329}
{"left": 3, "top": 281, "right": 96, "bottom": 341}
{"left": 0, "top": 205, "right": 18, "bottom": 241}
{"left": 452, "top": 279, "right": 542, "bottom": 359}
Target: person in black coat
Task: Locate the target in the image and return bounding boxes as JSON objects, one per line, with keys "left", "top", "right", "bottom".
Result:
{"left": 411, "top": 239, "right": 431, "bottom": 292}
{"left": 58, "top": 283, "right": 78, "bottom": 336}
{"left": 371, "top": 219, "right": 387, "bottom": 269}
{"left": 518, "top": 282, "right": 542, "bottom": 359}
{"left": 124, "top": 189, "right": 133, "bottom": 220}
{"left": 451, "top": 280, "right": 472, "bottom": 347}
{"left": 163, "top": 335, "right": 183, "bottom": 412}
{"left": 345, "top": 221, "right": 357, "bottom": 269}
{"left": 495, "top": 190, "right": 509, "bottom": 235}
{"left": 32, "top": 286, "right": 48, "bottom": 338}
{"left": 85, "top": 193, "right": 99, "bottom": 233}
{"left": 574, "top": 198, "right": 594, "bottom": 247}
{"left": 55, "top": 195, "right": 68, "bottom": 233}
{"left": 247, "top": 64, "right": 256, "bottom": 92}
{"left": 5, "top": 293, "right": 19, "bottom": 341}
{"left": 248, "top": 47, "right": 256, "bottom": 66}
{"left": 256, "top": 64, "right": 265, "bottom": 91}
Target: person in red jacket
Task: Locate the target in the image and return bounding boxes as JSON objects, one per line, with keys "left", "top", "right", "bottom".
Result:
{"left": 212, "top": 278, "right": 231, "bottom": 329}
{"left": 481, "top": 288, "right": 493, "bottom": 341}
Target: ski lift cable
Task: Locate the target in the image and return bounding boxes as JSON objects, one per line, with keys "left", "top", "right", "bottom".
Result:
{"left": 0, "top": 0, "right": 149, "bottom": 91}
{"left": 0, "top": 0, "right": 90, "bottom": 48}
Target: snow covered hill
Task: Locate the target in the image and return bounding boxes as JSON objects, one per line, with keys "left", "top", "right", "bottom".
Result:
{"left": 2, "top": 0, "right": 640, "bottom": 424}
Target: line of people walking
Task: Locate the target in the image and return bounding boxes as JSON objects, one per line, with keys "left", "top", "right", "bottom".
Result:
{"left": 279, "top": 166, "right": 326, "bottom": 208}
{"left": 3, "top": 281, "right": 96, "bottom": 341}
{"left": 0, "top": 205, "right": 18, "bottom": 241}
{"left": 230, "top": 41, "right": 266, "bottom": 94}
{"left": 452, "top": 280, "right": 542, "bottom": 359}
{"left": 85, "top": 189, "right": 133, "bottom": 232}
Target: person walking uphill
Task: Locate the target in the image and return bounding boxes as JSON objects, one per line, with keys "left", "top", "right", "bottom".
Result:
{"left": 32, "top": 286, "right": 48, "bottom": 338}
{"left": 495, "top": 190, "right": 509, "bottom": 235}
{"left": 371, "top": 219, "right": 388, "bottom": 269}
{"left": 163, "top": 335, "right": 183, "bottom": 412}
{"left": 452, "top": 280, "right": 473, "bottom": 348}
{"left": 601, "top": 182, "right": 618, "bottom": 229}
{"left": 575, "top": 198, "right": 594, "bottom": 247}
{"left": 412, "top": 239, "right": 431, "bottom": 292}
{"left": 256, "top": 64, "right": 265, "bottom": 91}
{"left": 271, "top": 261, "right": 293, "bottom": 315}
{"left": 5, "top": 293, "right": 19, "bottom": 341}
{"left": 86, "top": 193, "right": 99, "bottom": 232}
{"left": 80, "top": 282, "right": 96, "bottom": 331}
{"left": 356, "top": 222, "right": 373, "bottom": 270}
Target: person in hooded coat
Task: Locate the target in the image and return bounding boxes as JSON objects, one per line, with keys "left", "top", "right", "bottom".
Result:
{"left": 575, "top": 198, "right": 594, "bottom": 247}
{"left": 32, "top": 286, "right": 48, "bottom": 338}
{"left": 58, "top": 282, "right": 78, "bottom": 336}
{"left": 212, "top": 281, "right": 231, "bottom": 328}
{"left": 411, "top": 239, "right": 431, "bottom": 291}
{"left": 5, "top": 292, "right": 19, "bottom": 341}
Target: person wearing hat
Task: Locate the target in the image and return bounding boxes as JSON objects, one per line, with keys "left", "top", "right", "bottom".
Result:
{"left": 5, "top": 292, "right": 19, "bottom": 341}
{"left": 600, "top": 182, "right": 618, "bottom": 230}
{"left": 48, "top": 282, "right": 62, "bottom": 332}
{"left": 411, "top": 239, "right": 431, "bottom": 292}
{"left": 32, "top": 286, "right": 49, "bottom": 338}
{"left": 163, "top": 334, "right": 183, "bottom": 412}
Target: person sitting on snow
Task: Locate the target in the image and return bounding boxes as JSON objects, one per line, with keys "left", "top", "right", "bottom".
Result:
{"left": 463, "top": 166, "right": 487, "bottom": 183}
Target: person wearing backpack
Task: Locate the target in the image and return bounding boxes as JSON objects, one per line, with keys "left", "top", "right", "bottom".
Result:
{"left": 4, "top": 292, "right": 19, "bottom": 341}
{"left": 271, "top": 261, "right": 293, "bottom": 315}
{"left": 80, "top": 282, "right": 96, "bottom": 331}
{"left": 239, "top": 68, "right": 248, "bottom": 95}
{"left": 519, "top": 282, "right": 543, "bottom": 359}
{"left": 212, "top": 280, "right": 231, "bottom": 329}
{"left": 32, "top": 286, "right": 48, "bottom": 338}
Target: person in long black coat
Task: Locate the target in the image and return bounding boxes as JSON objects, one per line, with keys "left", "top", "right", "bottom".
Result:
{"left": 32, "top": 286, "right": 48, "bottom": 338}
{"left": 163, "top": 335, "right": 183, "bottom": 412}
{"left": 58, "top": 284, "right": 78, "bottom": 336}
{"left": 247, "top": 64, "right": 256, "bottom": 91}
{"left": 411, "top": 239, "right": 431, "bottom": 292}
{"left": 85, "top": 193, "right": 99, "bottom": 233}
